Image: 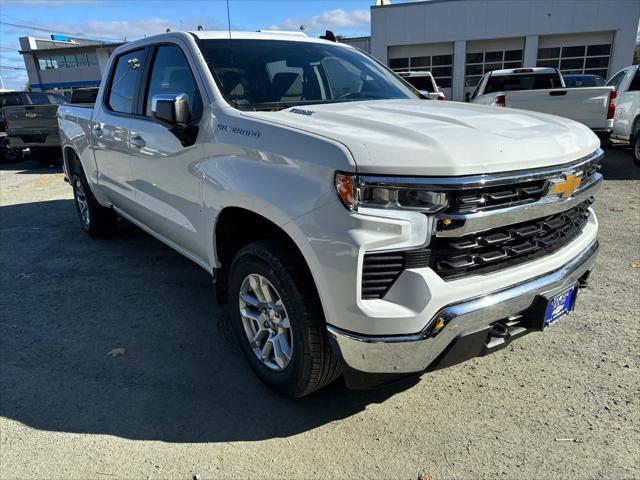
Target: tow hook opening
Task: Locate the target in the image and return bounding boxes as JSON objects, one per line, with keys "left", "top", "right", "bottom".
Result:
{"left": 578, "top": 271, "right": 591, "bottom": 289}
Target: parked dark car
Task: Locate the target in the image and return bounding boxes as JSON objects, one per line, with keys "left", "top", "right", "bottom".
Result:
{"left": 562, "top": 74, "right": 606, "bottom": 88}
{"left": 1, "top": 91, "right": 67, "bottom": 164}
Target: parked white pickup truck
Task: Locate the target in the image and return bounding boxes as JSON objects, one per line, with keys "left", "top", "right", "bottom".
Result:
{"left": 58, "top": 31, "right": 602, "bottom": 397}
{"left": 606, "top": 65, "right": 640, "bottom": 165}
{"left": 468, "top": 67, "right": 615, "bottom": 135}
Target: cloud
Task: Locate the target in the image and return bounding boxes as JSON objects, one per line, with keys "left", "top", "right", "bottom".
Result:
{"left": 3, "top": 16, "right": 226, "bottom": 42}
{"left": 268, "top": 8, "right": 370, "bottom": 35}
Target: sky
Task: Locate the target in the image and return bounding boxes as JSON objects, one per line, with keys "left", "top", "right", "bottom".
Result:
{"left": 0, "top": 0, "right": 421, "bottom": 90}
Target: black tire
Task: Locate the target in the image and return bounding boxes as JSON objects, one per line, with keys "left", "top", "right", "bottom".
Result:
{"left": 228, "top": 240, "right": 342, "bottom": 397}
{"left": 0, "top": 137, "right": 23, "bottom": 163}
{"left": 71, "top": 169, "right": 117, "bottom": 237}
{"left": 632, "top": 127, "right": 640, "bottom": 168}
{"left": 32, "top": 147, "right": 63, "bottom": 166}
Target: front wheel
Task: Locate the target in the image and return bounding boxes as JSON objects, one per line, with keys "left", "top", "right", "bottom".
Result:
{"left": 632, "top": 132, "right": 640, "bottom": 167}
{"left": 228, "top": 240, "right": 342, "bottom": 397}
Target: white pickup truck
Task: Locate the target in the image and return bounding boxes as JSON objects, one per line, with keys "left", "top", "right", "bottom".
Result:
{"left": 606, "top": 65, "right": 640, "bottom": 165}
{"left": 58, "top": 31, "right": 602, "bottom": 397}
{"left": 468, "top": 67, "right": 615, "bottom": 135}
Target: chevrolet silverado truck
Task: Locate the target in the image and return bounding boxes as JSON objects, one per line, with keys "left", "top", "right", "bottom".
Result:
{"left": 606, "top": 65, "right": 640, "bottom": 165}
{"left": 58, "top": 31, "right": 602, "bottom": 397}
{"left": 3, "top": 91, "right": 68, "bottom": 165}
{"left": 468, "top": 67, "right": 615, "bottom": 136}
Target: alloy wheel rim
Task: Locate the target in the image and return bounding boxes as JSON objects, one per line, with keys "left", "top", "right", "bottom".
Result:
{"left": 238, "top": 273, "right": 293, "bottom": 371}
{"left": 635, "top": 138, "right": 640, "bottom": 159}
{"left": 74, "top": 179, "right": 90, "bottom": 227}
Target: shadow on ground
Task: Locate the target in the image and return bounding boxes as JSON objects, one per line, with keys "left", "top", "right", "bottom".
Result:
{"left": 0, "top": 199, "right": 413, "bottom": 444}
{"left": 0, "top": 155, "right": 63, "bottom": 174}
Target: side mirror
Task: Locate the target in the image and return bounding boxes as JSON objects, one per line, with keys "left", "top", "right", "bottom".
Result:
{"left": 151, "top": 93, "right": 190, "bottom": 127}
{"left": 465, "top": 92, "right": 471, "bottom": 103}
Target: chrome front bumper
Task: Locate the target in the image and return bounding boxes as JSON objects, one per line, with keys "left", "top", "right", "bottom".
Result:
{"left": 327, "top": 239, "right": 599, "bottom": 374}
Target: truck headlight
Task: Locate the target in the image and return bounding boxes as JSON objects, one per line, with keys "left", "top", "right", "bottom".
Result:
{"left": 335, "top": 173, "right": 449, "bottom": 212}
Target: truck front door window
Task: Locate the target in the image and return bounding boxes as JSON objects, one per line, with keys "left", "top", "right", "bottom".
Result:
{"left": 144, "top": 45, "right": 203, "bottom": 121}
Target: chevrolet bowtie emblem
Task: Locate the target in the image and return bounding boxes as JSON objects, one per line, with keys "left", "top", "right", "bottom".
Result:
{"left": 25, "top": 112, "right": 38, "bottom": 119}
{"left": 550, "top": 173, "right": 582, "bottom": 198}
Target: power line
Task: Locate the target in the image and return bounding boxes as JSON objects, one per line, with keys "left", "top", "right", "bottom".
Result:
{"left": 0, "top": 65, "right": 28, "bottom": 70}
{"left": 0, "top": 19, "right": 124, "bottom": 42}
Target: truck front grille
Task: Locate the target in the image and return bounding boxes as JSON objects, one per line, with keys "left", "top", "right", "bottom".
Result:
{"left": 429, "top": 200, "right": 592, "bottom": 280}
{"left": 361, "top": 201, "right": 592, "bottom": 298}
{"left": 448, "top": 180, "right": 546, "bottom": 213}
{"left": 360, "top": 151, "right": 602, "bottom": 298}
{"left": 446, "top": 159, "right": 600, "bottom": 214}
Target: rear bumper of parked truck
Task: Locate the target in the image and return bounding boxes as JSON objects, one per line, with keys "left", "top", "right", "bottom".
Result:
{"left": 327, "top": 239, "right": 598, "bottom": 374}
{"left": 7, "top": 133, "right": 60, "bottom": 148}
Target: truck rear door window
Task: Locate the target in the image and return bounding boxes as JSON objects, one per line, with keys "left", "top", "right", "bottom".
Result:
{"left": 485, "top": 73, "right": 562, "bottom": 93}
{"left": 107, "top": 49, "right": 146, "bottom": 114}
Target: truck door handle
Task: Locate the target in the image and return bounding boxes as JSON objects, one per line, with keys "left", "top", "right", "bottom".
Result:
{"left": 93, "top": 125, "right": 103, "bottom": 137}
{"left": 130, "top": 135, "right": 146, "bottom": 149}
{"left": 549, "top": 90, "right": 567, "bottom": 96}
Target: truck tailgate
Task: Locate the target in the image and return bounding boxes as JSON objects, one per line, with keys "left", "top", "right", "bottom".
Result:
{"left": 505, "top": 87, "right": 613, "bottom": 130}
{"left": 3, "top": 104, "right": 60, "bottom": 135}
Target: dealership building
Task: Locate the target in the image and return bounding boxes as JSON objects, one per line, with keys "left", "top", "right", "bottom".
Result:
{"left": 19, "top": 35, "right": 124, "bottom": 96}
{"left": 363, "top": 0, "right": 640, "bottom": 101}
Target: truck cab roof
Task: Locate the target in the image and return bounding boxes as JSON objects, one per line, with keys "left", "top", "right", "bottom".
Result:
{"left": 190, "top": 30, "right": 344, "bottom": 45}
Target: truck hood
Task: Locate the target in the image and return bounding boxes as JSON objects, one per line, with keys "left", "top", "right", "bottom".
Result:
{"left": 242, "top": 99, "right": 600, "bottom": 176}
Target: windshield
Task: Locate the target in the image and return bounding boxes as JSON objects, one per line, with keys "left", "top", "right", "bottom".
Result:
{"left": 197, "top": 39, "right": 418, "bottom": 110}
{"left": 563, "top": 75, "right": 604, "bottom": 87}
{"left": 485, "top": 73, "right": 563, "bottom": 93}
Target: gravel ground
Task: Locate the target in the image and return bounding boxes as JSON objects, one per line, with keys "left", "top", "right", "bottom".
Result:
{"left": 1, "top": 148, "right": 638, "bottom": 480}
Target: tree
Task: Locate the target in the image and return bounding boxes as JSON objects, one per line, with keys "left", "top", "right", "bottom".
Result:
{"left": 24, "top": 81, "right": 31, "bottom": 91}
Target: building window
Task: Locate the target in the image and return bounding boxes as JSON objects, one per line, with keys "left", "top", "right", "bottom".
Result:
{"left": 389, "top": 58, "right": 409, "bottom": 70}
{"left": 389, "top": 54, "right": 453, "bottom": 88}
{"left": 536, "top": 44, "right": 611, "bottom": 79}
{"left": 35, "top": 52, "right": 98, "bottom": 70}
{"left": 464, "top": 49, "right": 523, "bottom": 87}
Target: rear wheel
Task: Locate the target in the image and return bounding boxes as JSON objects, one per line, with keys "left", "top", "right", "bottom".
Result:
{"left": 0, "top": 137, "right": 22, "bottom": 163}
{"left": 71, "top": 169, "right": 117, "bottom": 237}
{"left": 228, "top": 240, "right": 342, "bottom": 397}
